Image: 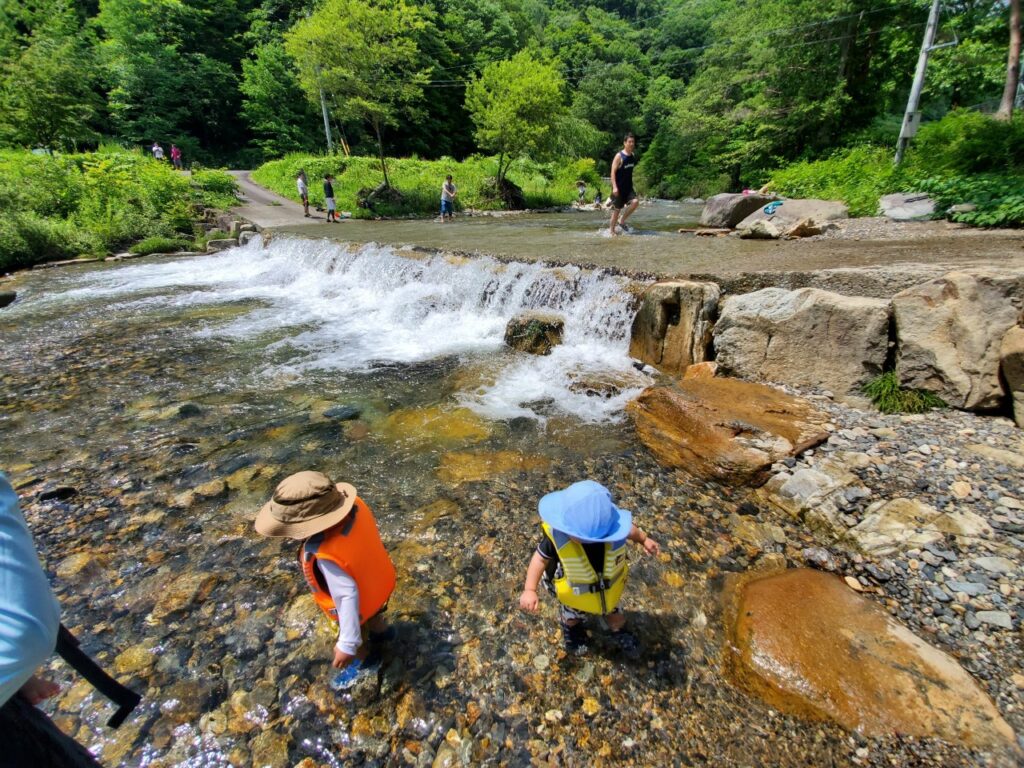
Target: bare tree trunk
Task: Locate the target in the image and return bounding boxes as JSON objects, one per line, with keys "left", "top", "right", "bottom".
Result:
{"left": 996, "top": 0, "right": 1021, "bottom": 120}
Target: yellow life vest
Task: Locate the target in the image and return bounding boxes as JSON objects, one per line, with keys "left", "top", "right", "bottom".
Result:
{"left": 541, "top": 522, "right": 628, "bottom": 615}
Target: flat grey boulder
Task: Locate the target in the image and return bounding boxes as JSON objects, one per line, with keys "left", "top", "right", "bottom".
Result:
{"left": 629, "top": 280, "right": 719, "bottom": 375}
{"left": 700, "top": 193, "right": 777, "bottom": 228}
{"left": 894, "top": 270, "right": 1024, "bottom": 410}
{"left": 735, "top": 199, "right": 848, "bottom": 240}
{"left": 713, "top": 287, "right": 890, "bottom": 395}
{"left": 879, "top": 193, "right": 935, "bottom": 221}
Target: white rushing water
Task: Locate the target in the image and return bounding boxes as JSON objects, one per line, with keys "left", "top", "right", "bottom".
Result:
{"left": 39, "top": 236, "right": 654, "bottom": 422}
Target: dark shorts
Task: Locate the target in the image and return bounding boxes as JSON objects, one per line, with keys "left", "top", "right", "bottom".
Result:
{"left": 612, "top": 190, "right": 637, "bottom": 210}
{"left": 441, "top": 199, "right": 454, "bottom": 215}
{"left": 0, "top": 693, "right": 102, "bottom": 767}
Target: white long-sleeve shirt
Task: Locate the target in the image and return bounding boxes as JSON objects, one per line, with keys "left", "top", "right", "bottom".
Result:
{"left": 318, "top": 559, "right": 362, "bottom": 655}
{"left": 0, "top": 474, "right": 61, "bottom": 705}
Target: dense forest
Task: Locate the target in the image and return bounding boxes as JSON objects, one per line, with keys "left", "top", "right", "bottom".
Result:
{"left": 0, "top": 0, "right": 1019, "bottom": 196}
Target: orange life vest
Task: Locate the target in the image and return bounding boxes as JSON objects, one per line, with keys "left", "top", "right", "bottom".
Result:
{"left": 300, "top": 498, "right": 396, "bottom": 624}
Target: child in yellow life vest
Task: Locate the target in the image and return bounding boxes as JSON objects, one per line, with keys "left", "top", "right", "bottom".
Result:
{"left": 255, "top": 471, "right": 396, "bottom": 688}
{"left": 519, "top": 480, "right": 660, "bottom": 654}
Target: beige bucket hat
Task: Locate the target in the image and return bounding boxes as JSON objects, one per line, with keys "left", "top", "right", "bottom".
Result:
{"left": 255, "top": 471, "right": 356, "bottom": 539}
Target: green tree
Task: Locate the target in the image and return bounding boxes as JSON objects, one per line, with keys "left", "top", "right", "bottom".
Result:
{"left": 0, "top": 6, "right": 101, "bottom": 150}
{"left": 241, "top": 42, "right": 320, "bottom": 158}
{"left": 465, "top": 51, "right": 566, "bottom": 183}
{"left": 285, "top": 0, "right": 431, "bottom": 188}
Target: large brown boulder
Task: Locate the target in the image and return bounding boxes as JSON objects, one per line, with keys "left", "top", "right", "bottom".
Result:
{"left": 628, "top": 280, "right": 719, "bottom": 374}
{"left": 894, "top": 270, "right": 1024, "bottom": 410}
{"left": 626, "top": 378, "right": 830, "bottom": 485}
{"left": 1001, "top": 323, "right": 1024, "bottom": 427}
{"left": 699, "top": 193, "right": 777, "bottom": 228}
{"left": 713, "top": 287, "right": 890, "bottom": 395}
{"left": 725, "top": 569, "right": 1017, "bottom": 753}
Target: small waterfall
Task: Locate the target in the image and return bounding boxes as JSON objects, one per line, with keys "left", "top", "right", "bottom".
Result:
{"left": 44, "top": 236, "right": 655, "bottom": 422}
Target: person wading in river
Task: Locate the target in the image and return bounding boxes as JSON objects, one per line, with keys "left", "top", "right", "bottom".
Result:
{"left": 609, "top": 133, "right": 639, "bottom": 236}
{"left": 518, "top": 480, "right": 660, "bottom": 655}
{"left": 255, "top": 471, "right": 396, "bottom": 689}
{"left": 0, "top": 474, "right": 103, "bottom": 767}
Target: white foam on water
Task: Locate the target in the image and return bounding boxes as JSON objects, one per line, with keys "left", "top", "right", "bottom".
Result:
{"left": 37, "top": 237, "right": 653, "bottom": 422}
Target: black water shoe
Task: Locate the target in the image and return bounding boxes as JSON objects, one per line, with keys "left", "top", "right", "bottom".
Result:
{"left": 561, "top": 621, "right": 588, "bottom": 654}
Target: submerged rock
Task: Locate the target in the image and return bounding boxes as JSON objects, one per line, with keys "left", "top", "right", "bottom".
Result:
{"left": 0, "top": 291, "right": 16, "bottom": 308}
{"left": 725, "top": 568, "right": 1018, "bottom": 752}
{"left": 381, "top": 406, "right": 491, "bottom": 446}
{"left": 627, "top": 378, "right": 830, "bottom": 485}
{"left": 437, "top": 450, "right": 550, "bottom": 485}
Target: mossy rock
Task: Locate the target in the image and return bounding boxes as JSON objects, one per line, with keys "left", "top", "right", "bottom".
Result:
{"left": 504, "top": 312, "right": 565, "bottom": 355}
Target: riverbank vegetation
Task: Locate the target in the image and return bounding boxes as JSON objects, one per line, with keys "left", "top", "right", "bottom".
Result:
{"left": 768, "top": 110, "right": 1024, "bottom": 225}
{"left": 252, "top": 155, "right": 600, "bottom": 217}
{"left": 0, "top": 0, "right": 1019, "bottom": 222}
{"left": 0, "top": 149, "right": 237, "bottom": 271}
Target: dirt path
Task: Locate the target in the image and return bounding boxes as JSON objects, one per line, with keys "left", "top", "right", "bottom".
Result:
{"left": 229, "top": 170, "right": 330, "bottom": 228}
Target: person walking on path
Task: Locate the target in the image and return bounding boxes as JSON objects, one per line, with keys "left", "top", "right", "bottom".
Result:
{"left": 440, "top": 174, "right": 457, "bottom": 222}
{"left": 518, "top": 479, "right": 660, "bottom": 655}
{"left": 0, "top": 474, "right": 102, "bottom": 766}
{"left": 170, "top": 144, "right": 183, "bottom": 170}
{"left": 297, "top": 170, "right": 310, "bottom": 217}
{"left": 323, "top": 174, "right": 338, "bottom": 222}
{"left": 609, "top": 133, "right": 639, "bottom": 235}
{"left": 150, "top": 142, "right": 165, "bottom": 162}
{"left": 255, "top": 471, "right": 397, "bottom": 689}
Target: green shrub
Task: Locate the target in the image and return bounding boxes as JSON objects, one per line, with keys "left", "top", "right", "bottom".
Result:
{"left": 862, "top": 372, "right": 946, "bottom": 414}
{"left": 0, "top": 211, "right": 99, "bottom": 271}
{"left": 911, "top": 173, "right": 1024, "bottom": 228}
{"left": 0, "top": 149, "right": 238, "bottom": 269}
{"left": 251, "top": 154, "right": 600, "bottom": 217}
{"left": 768, "top": 146, "right": 897, "bottom": 217}
{"left": 906, "top": 110, "right": 1024, "bottom": 175}
{"left": 129, "top": 236, "right": 191, "bottom": 255}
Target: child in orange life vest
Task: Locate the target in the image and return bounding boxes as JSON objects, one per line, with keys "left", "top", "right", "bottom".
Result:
{"left": 519, "top": 480, "right": 660, "bottom": 654}
{"left": 255, "top": 471, "right": 396, "bottom": 687}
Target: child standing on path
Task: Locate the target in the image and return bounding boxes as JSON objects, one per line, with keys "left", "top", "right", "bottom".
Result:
{"left": 170, "top": 144, "right": 182, "bottom": 170}
{"left": 519, "top": 480, "right": 660, "bottom": 654}
{"left": 297, "top": 170, "right": 310, "bottom": 217}
{"left": 324, "top": 174, "right": 337, "bottom": 222}
{"left": 255, "top": 471, "right": 397, "bottom": 688}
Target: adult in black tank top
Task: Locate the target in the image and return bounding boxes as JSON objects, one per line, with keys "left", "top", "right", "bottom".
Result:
{"left": 609, "top": 133, "right": 638, "bottom": 236}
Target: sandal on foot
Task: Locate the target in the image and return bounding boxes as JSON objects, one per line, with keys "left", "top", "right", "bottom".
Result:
{"left": 561, "top": 621, "right": 589, "bottom": 654}
{"left": 329, "top": 657, "right": 380, "bottom": 691}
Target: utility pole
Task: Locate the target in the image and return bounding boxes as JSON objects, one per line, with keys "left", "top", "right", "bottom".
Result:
{"left": 318, "top": 84, "right": 334, "bottom": 154}
{"left": 895, "top": 0, "right": 942, "bottom": 165}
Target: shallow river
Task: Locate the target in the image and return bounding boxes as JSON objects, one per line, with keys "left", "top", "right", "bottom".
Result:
{"left": 0, "top": 235, "right": 1003, "bottom": 767}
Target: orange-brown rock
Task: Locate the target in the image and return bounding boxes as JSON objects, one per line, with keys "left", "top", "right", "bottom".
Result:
{"left": 682, "top": 361, "right": 718, "bottom": 380}
{"left": 626, "top": 378, "right": 830, "bottom": 485}
{"left": 725, "top": 569, "right": 1018, "bottom": 753}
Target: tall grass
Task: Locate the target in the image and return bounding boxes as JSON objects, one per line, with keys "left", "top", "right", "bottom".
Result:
{"left": 0, "top": 149, "right": 237, "bottom": 271}
{"left": 251, "top": 154, "right": 601, "bottom": 218}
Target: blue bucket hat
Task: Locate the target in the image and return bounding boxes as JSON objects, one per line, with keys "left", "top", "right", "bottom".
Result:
{"left": 538, "top": 480, "right": 632, "bottom": 543}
